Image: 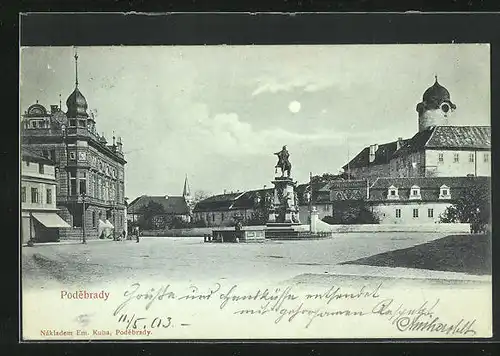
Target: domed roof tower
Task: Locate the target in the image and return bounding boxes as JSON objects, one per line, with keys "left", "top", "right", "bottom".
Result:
{"left": 416, "top": 76, "right": 456, "bottom": 132}
{"left": 66, "top": 49, "right": 89, "bottom": 119}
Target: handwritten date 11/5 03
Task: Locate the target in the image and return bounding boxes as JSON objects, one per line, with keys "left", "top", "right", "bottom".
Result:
{"left": 117, "top": 313, "right": 173, "bottom": 330}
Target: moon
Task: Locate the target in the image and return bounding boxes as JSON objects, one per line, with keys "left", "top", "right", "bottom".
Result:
{"left": 288, "top": 101, "right": 301, "bottom": 113}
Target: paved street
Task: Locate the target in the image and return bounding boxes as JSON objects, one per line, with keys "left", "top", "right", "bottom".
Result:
{"left": 21, "top": 232, "right": 488, "bottom": 290}
{"left": 21, "top": 232, "right": 493, "bottom": 339}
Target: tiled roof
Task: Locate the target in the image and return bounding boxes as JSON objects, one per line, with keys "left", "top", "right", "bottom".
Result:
{"left": 128, "top": 195, "right": 190, "bottom": 215}
{"left": 230, "top": 188, "right": 274, "bottom": 210}
{"left": 346, "top": 125, "right": 491, "bottom": 167}
{"left": 368, "top": 176, "right": 490, "bottom": 202}
{"left": 193, "top": 181, "right": 329, "bottom": 212}
{"left": 193, "top": 192, "right": 244, "bottom": 212}
{"left": 426, "top": 126, "right": 491, "bottom": 149}
{"left": 21, "top": 145, "right": 54, "bottom": 164}
{"left": 369, "top": 176, "right": 490, "bottom": 189}
{"left": 343, "top": 139, "right": 409, "bottom": 169}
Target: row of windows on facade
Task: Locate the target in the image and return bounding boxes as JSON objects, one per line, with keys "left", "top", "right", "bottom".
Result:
{"left": 21, "top": 187, "right": 52, "bottom": 205}
{"left": 24, "top": 160, "right": 48, "bottom": 174}
{"left": 387, "top": 185, "right": 450, "bottom": 199}
{"left": 32, "top": 149, "right": 121, "bottom": 181}
{"left": 395, "top": 208, "right": 434, "bottom": 218}
{"left": 197, "top": 212, "right": 228, "bottom": 222}
{"left": 393, "top": 152, "right": 490, "bottom": 171}
{"left": 26, "top": 118, "right": 96, "bottom": 131}
{"left": 67, "top": 170, "right": 122, "bottom": 202}
{"left": 438, "top": 152, "right": 489, "bottom": 164}
{"left": 72, "top": 209, "right": 124, "bottom": 229}
{"left": 67, "top": 150, "right": 120, "bottom": 180}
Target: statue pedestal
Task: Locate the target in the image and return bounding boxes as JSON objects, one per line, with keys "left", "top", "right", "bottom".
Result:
{"left": 266, "top": 176, "right": 300, "bottom": 238}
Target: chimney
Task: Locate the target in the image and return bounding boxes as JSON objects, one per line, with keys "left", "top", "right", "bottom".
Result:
{"left": 396, "top": 137, "right": 403, "bottom": 150}
{"left": 369, "top": 144, "right": 378, "bottom": 163}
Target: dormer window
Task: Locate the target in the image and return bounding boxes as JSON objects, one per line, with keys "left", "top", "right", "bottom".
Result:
{"left": 409, "top": 185, "right": 421, "bottom": 200}
{"left": 439, "top": 185, "right": 451, "bottom": 199}
{"left": 387, "top": 185, "right": 399, "bottom": 200}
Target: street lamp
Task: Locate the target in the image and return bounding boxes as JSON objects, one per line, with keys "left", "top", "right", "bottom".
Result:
{"left": 81, "top": 191, "right": 86, "bottom": 244}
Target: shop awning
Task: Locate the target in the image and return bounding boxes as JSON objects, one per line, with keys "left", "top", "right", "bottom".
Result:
{"left": 32, "top": 213, "right": 71, "bottom": 228}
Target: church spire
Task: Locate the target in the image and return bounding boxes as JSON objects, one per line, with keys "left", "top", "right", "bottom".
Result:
{"left": 183, "top": 174, "right": 191, "bottom": 198}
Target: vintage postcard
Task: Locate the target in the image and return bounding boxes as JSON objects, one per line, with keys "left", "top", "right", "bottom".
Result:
{"left": 20, "top": 43, "right": 492, "bottom": 340}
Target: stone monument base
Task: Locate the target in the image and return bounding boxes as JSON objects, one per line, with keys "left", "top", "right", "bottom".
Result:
{"left": 264, "top": 223, "right": 303, "bottom": 239}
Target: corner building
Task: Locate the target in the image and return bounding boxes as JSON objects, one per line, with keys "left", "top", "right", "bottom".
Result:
{"left": 21, "top": 52, "right": 127, "bottom": 241}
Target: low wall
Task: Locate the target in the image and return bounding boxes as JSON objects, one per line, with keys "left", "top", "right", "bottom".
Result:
{"left": 142, "top": 224, "right": 311, "bottom": 237}
{"left": 142, "top": 222, "right": 470, "bottom": 237}
{"left": 142, "top": 226, "right": 266, "bottom": 237}
{"left": 314, "top": 219, "right": 471, "bottom": 233}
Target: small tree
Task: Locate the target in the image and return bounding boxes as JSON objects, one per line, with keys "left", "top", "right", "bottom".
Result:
{"left": 138, "top": 201, "right": 165, "bottom": 230}
{"left": 191, "top": 219, "right": 208, "bottom": 228}
{"left": 322, "top": 201, "right": 379, "bottom": 225}
{"left": 311, "top": 171, "right": 356, "bottom": 184}
{"left": 440, "top": 183, "right": 491, "bottom": 232}
{"left": 193, "top": 190, "right": 212, "bottom": 204}
{"left": 169, "top": 216, "right": 190, "bottom": 229}
{"left": 246, "top": 192, "right": 273, "bottom": 226}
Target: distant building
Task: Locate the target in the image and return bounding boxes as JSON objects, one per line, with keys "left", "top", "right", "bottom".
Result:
{"left": 21, "top": 146, "right": 70, "bottom": 244}
{"left": 297, "top": 182, "right": 332, "bottom": 222}
{"left": 21, "top": 51, "right": 127, "bottom": 241}
{"left": 344, "top": 77, "right": 491, "bottom": 180}
{"left": 327, "top": 176, "right": 490, "bottom": 225}
{"left": 127, "top": 175, "right": 195, "bottom": 229}
{"left": 127, "top": 195, "right": 191, "bottom": 229}
{"left": 193, "top": 184, "right": 326, "bottom": 226}
{"left": 193, "top": 191, "right": 264, "bottom": 227}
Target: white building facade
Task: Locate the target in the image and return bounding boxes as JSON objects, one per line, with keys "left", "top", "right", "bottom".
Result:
{"left": 21, "top": 147, "right": 70, "bottom": 244}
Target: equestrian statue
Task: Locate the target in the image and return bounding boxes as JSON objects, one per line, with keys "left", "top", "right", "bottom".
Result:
{"left": 274, "top": 145, "right": 292, "bottom": 178}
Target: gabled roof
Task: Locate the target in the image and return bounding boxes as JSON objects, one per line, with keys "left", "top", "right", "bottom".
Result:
{"left": 343, "top": 139, "right": 409, "bottom": 169}
{"left": 391, "top": 128, "right": 434, "bottom": 158}
{"left": 193, "top": 192, "right": 244, "bottom": 213}
{"left": 393, "top": 126, "right": 491, "bottom": 158}
{"left": 21, "top": 146, "right": 54, "bottom": 165}
{"left": 127, "top": 195, "right": 190, "bottom": 215}
{"left": 230, "top": 188, "right": 274, "bottom": 210}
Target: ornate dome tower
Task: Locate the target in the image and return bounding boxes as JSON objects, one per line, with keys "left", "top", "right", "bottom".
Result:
{"left": 416, "top": 76, "right": 456, "bottom": 132}
{"left": 66, "top": 49, "right": 89, "bottom": 119}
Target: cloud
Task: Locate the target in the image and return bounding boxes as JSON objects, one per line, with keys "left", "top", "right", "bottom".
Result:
{"left": 175, "top": 109, "right": 384, "bottom": 159}
{"left": 251, "top": 77, "right": 334, "bottom": 96}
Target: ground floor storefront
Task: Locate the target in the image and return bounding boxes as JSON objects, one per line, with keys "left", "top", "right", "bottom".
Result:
{"left": 21, "top": 210, "right": 71, "bottom": 245}
{"left": 56, "top": 202, "right": 126, "bottom": 241}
